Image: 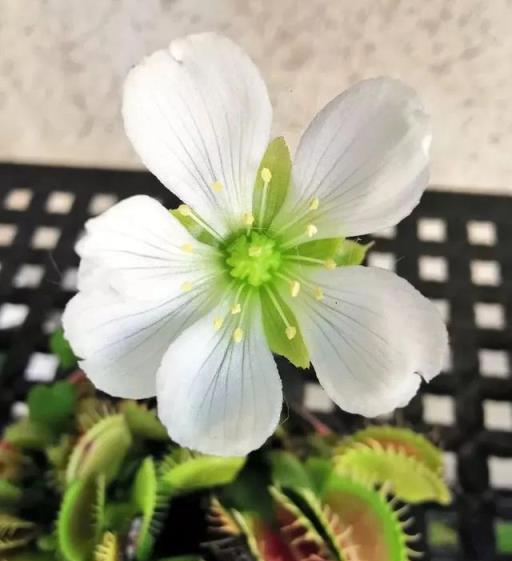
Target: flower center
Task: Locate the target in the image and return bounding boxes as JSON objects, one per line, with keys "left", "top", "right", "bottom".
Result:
{"left": 225, "top": 231, "right": 281, "bottom": 287}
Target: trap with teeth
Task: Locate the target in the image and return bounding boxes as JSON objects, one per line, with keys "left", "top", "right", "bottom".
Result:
{"left": 0, "top": 163, "right": 511, "bottom": 561}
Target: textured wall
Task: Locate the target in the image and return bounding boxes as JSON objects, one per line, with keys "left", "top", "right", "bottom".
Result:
{"left": 1, "top": 0, "right": 511, "bottom": 192}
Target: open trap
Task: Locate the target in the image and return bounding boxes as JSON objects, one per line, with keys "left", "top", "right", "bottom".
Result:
{"left": 0, "top": 163, "right": 511, "bottom": 561}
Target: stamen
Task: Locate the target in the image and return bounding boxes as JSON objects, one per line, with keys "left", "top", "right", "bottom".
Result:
{"left": 257, "top": 167, "right": 272, "bottom": 228}
{"left": 181, "top": 243, "right": 194, "bottom": 253}
{"left": 213, "top": 316, "right": 224, "bottom": 330}
{"left": 285, "top": 326, "right": 297, "bottom": 340}
{"left": 233, "top": 327, "right": 244, "bottom": 343}
{"left": 248, "top": 245, "right": 262, "bottom": 257}
{"left": 176, "top": 205, "right": 222, "bottom": 242}
{"left": 314, "top": 287, "right": 324, "bottom": 301}
{"left": 211, "top": 180, "right": 223, "bottom": 193}
{"left": 309, "top": 197, "right": 320, "bottom": 210}
{"left": 231, "top": 303, "right": 241, "bottom": 315}
{"left": 306, "top": 224, "right": 318, "bottom": 238}
{"left": 324, "top": 258, "right": 336, "bottom": 270}
{"left": 180, "top": 281, "right": 193, "bottom": 292}
{"left": 290, "top": 280, "right": 301, "bottom": 298}
{"left": 243, "top": 212, "right": 255, "bottom": 226}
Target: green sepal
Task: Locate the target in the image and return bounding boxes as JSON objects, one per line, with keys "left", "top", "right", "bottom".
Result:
{"left": 334, "top": 444, "right": 451, "bottom": 505}
{"left": 120, "top": 401, "right": 168, "bottom": 441}
{"left": 334, "top": 239, "right": 374, "bottom": 266}
{"left": 49, "top": 328, "right": 77, "bottom": 369}
{"left": 27, "top": 381, "right": 76, "bottom": 433}
{"left": 57, "top": 475, "right": 105, "bottom": 561}
{"left": 0, "top": 514, "right": 36, "bottom": 552}
{"left": 66, "top": 414, "right": 132, "bottom": 484}
{"left": 170, "top": 209, "right": 218, "bottom": 246}
{"left": 0, "top": 479, "right": 23, "bottom": 509}
{"left": 268, "top": 451, "right": 312, "bottom": 491}
{"left": 260, "top": 289, "right": 309, "bottom": 369}
{"left": 252, "top": 137, "right": 291, "bottom": 228}
{"left": 291, "top": 238, "right": 343, "bottom": 261}
{"left": 3, "top": 419, "right": 52, "bottom": 450}
{"left": 159, "top": 449, "right": 245, "bottom": 495}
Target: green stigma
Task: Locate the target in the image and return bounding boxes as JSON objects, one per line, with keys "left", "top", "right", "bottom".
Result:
{"left": 226, "top": 232, "right": 281, "bottom": 287}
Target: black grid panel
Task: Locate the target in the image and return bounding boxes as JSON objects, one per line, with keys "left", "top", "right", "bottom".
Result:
{"left": 0, "top": 163, "right": 511, "bottom": 561}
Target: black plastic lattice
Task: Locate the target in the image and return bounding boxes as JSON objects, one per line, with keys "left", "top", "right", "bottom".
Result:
{"left": 0, "top": 163, "right": 511, "bottom": 561}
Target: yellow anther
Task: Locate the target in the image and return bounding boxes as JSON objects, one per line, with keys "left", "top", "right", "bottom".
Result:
{"left": 233, "top": 327, "right": 244, "bottom": 343}
{"left": 314, "top": 287, "right": 324, "bottom": 301}
{"left": 211, "top": 180, "right": 223, "bottom": 193}
{"left": 260, "top": 167, "right": 272, "bottom": 183}
{"left": 290, "top": 280, "right": 301, "bottom": 298}
{"left": 243, "top": 212, "right": 255, "bottom": 226}
{"left": 309, "top": 197, "right": 320, "bottom": 210}
{"left": 181, "top": 243, "right": 194, "bottom": 253}
{"left": 306, "top": 224, "right": 318, "bottom": 238}
{"left": 231, "top": 303, "right": 241, "bottom": 315}
{"left": 324, "top": 259, "right": 336, "bottom": 270}
{"left": 178, "top": 204, "right": 191, "bottom": 217}
{"left": 213, "top": 316, "right": 224, "bottom": 330}
{"left": 180, "top": 281, "right": 193, "bottom": 292}
{"left": 248, "top": 245, "right": 262, "bottom": 257}
{"left": 285, "top": 326, "right": 297, "bottom": 340}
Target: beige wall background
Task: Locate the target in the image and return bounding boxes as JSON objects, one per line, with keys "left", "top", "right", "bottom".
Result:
{"left": 1, "top": 0, "right": 511, "bottom": 192}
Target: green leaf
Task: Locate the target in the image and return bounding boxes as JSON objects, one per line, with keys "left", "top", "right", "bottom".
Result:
{"left": 50, "top": 328, "right": 77, "bottom": 369}
{"left": 252, "top": 137, "right": 291, "bottom": 228}
{"left": 28, "top": 382, "right": 76, "bottom": 432}
{"left": 66, "top": 414, "right": 132, "bottom": 484}
{"left": 57, "top": 475, "right": 105, "bottom": 561}
{"left": 3, "top": 419, "right": 52, "bottom": 450}
{"left": 159, "top": 450, "right": 245, "bottom": 495}
{"left": 120, "top": 401, "right": 169, "bottom": 441}
{"left": 304, "top": 457, "right": 333, "bottom": 495}
{"left": 260, "top": 288, "right": 309, "bottom": 369}
{"left": 334, "top": 239, "right": 374, "bottom": 267}
{"left": 268, "top": 451, "right": 312, "bottom": 491}
{"left": 170, "top": 209, "right": 218, "bottom": 246}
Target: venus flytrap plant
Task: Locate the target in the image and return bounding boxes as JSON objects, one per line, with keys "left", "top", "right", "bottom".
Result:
{"left": 62, "top": 32, "right": 448, "bottom": 457}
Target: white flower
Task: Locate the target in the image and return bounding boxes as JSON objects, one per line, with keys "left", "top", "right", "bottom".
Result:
{"left": 63, "top": 32, "right": 448, "bottom": 457}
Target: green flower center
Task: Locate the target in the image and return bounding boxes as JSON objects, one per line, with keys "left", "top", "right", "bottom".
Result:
{"left": 225, "top": 232, "right": 281, "bottom": 287}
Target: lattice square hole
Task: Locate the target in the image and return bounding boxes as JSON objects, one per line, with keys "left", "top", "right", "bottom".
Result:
{"left": 13, "top": 264, "right": 45, "bottom": 288}
{"left": 10, "top": 402, "right": 29, "bottom": 421}
{"left": 417, "top": 218, "right": 446, "bottom": 242}
{"left": 89, "top": 193, "right": 118, "bottom": 215}
{"left": 0, "top": 303, "right": 29, "bottom": 329}
{"left": 61, "top": 267, "right": 78, "bottom": 291}
{"left": 46, "top": 191, "right": 75, "bottom": 214}
{"left": 489, "top": 457, "right": 512, "bottom": 489}
{"left": 471, "top": 260, "right": 501, "bottom": 286}
{"left": 304, "top": 383, "right": 334, "bottom": 413}
{"left": 442, "top": 348, "right": 453, "bottom": 374}
{"left": 423, "top": 394, "right": 455, "bottom": 425}
{"left": 419, "top": 256, "right": 448, "bottom": 282}
{"left": 4, "top": 188, "right": 32, "bottom": 211}
{"left": 42, "top": 309, "right": 62, "bottom": 334}
{"left": 367, "top": 251, "right": 395, "bottom": 271}
{"left": 443, "top": 451, "right": 457, "bottom": 484}
{"left": 0, "top": 224, "right": 17, "bottom": 246}
{"left": 474, "top": 303, "right": 505, "bottom": 330}
{"left": 373, "top": 226, "right": 396, "bottom": 239}
{"left": 467, "top": 220, "right": 497, "bottom": 246}
{"left": 478, "top": 349, "right": 509, "bottom": 378}
{"left": 484, "top": 400, "right": 512, "bottom": 431}
{"left": 32, "top": 226, "right": 60, "bottom": 250}
{"left": 25, "top": 352, "right": 59, "bottom": 382}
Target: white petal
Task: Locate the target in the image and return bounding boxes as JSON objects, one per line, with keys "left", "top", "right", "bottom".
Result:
{"left": 123, "top": 32, "right": 272, "bottom": 236}
{"left": 156, "top": 303, "right": 282, "bottom": 456}
{"left": 274, "top": 78, "right": 430, "bottom": 238}
{"left": 62, "top": 284, "right": 217, "bottom": 399}
{"left": 77, "top": 195, "right": 220, "bottom": 298}
{"left": 289, "top": 267, "right": 448, "bottom": 417}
